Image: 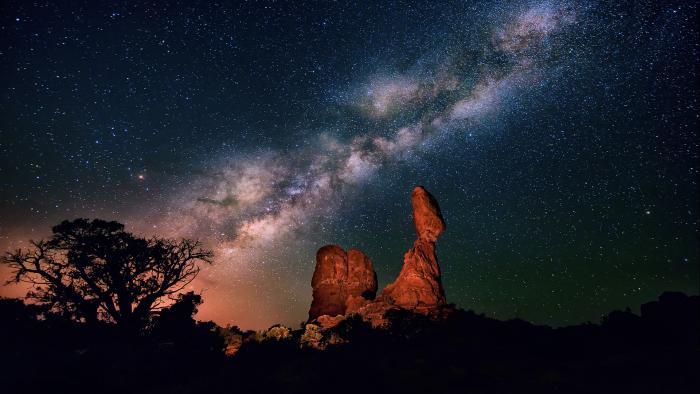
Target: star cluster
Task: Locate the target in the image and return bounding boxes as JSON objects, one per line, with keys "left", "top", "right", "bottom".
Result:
{"left": 0, "top": 0, "right": 697, "bottom": 329}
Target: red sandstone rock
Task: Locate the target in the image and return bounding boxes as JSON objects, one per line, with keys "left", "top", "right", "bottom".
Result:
{"left": 380, "top": 186, "right": 446, "bottom": 310}
{"left": 345, "top": 294, "right": 372, "bottom": 314}
{"left": 308, "top": 186, "right": 448, "bottom": 329}
{"left": 315, "top": 314, "right": 347, "bottom": 330}
{"left": 346, "top": 248, "right": 377, "bottom": 299}
{"left": 411, "top": 185, "right": 446, "bottom": 242}
{"left": 308, "top": 245, "right": 377, "bottom": 321}
{"left": 309, "top": 245, "right": 347, "bottom": 319}
{"left": 379, "top": 239, "right": 446, "bottom": 310}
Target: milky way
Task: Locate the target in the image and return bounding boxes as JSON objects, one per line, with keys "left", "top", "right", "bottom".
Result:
{"left": 129, "top": 2, "right": 581, "bottom": 324}
{"left": 1, "top": 1, "right": 697, "bottom": 328}
{"left": 156, "top": 3, "right": 574, "bottom": 249}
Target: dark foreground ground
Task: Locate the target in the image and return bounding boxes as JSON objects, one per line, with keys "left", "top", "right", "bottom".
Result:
{"left": 1, "top": 292, "right": 697, "bottom": 394}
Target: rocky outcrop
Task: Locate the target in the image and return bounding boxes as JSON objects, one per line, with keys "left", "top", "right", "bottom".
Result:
{"left": 411, "top": 185, "right": 446, "bottom": 242}
{"left": 379, "top": 186, "right": 447, "bottom": 310}
{"left": 308, "top": 185, "right": 449, "bottom": 329}
{"left": 308, "top": 245, "right": 377, "bottom": 321}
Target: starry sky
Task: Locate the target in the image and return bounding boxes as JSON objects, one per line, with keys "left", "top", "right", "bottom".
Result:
{"left": 0, "top": 0, "right": 697, "bottom": 329}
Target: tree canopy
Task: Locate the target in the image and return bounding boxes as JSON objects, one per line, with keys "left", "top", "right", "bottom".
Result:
{"left": 3, "top": 218, "right": 213, "bottom": 330}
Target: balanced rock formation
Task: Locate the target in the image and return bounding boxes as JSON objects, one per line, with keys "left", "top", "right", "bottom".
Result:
{"left": 379, "top": 186, "right": 446, "bottom": 311}
{"left": 308, "top": 245, "right": 378, "bottom": 321}
{"left": 308, "top": 185, "right": 449, "bottom": 329}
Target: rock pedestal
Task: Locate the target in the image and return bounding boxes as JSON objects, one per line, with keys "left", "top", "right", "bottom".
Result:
{"left": 308, "top": 185, "right": 449, "bottom": 328}
{"left": 379, "top": 186, "right": 446, "bottom": 310}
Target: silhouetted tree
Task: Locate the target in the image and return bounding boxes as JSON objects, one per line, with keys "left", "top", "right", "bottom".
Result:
{"left": 150, "top": 291, "right": 227, "bottom": 356}
{"left": 152, "top": 291, "right": 203, "bottom": 334}
{"left": 2, "top": 219, "right": 212, "bottom": 332}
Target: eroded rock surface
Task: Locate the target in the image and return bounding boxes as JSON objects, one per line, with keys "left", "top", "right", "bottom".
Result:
{"left": 309, "top": 185, "right": 449, "bottom": 329}
{"left": 379, "top": 186, "right": 447, "bottom": 310}
{"left": 411, "top": 185, "right": 446, "bottom": 242}
{"left": 308, "top": 245, "right": 377, "bottom": 321}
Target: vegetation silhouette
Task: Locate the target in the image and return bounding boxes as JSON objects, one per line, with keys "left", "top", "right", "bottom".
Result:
{"left": 2, "top": 218, "right": 212, "bottom": 333}
{"left": 1, "top": 219, "right": 698, "bottom": 394}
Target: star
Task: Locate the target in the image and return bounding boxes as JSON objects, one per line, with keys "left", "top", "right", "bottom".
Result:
{"left": 0, "top": 0, "right": 696, "bottom": 330}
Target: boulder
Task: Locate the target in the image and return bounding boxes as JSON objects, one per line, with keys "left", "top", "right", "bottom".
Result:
{"left": 411, "top": 185, "right": 446, "bottom": 242}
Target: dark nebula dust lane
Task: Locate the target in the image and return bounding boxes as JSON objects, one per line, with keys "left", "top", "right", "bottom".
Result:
{"left": 0, "top": 0, "right": 697, "bottom": 329}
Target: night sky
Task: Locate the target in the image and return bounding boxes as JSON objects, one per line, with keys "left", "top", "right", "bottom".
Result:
{"left": 0, "top": 0, "right": 697, "bottom": 329}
